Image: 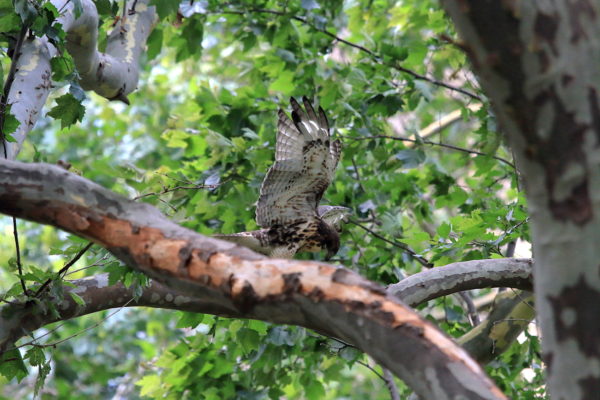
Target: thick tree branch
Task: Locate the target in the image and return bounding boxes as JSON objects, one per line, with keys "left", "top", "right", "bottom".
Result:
{"left": 458, "top": 290, "right": 535, "bottom": 364}
{"left": 1, "top": 0, "right": 156, "bottom": 159}
{"left": 388, "top": 258, "right": 533, "bottom": 306}
{"left": 0, "top": 159, "right": 505, "bottom": 400}
{"left": 57, "top": 0, "right": 156, "bottom": 101}
{"left": 0, "top": 257, "right": 534, "bottom": 350}
{"left": 0, "top": 24, "right": 28, "bottom": 158}
{"left": 1, "top": 36, "right": 54, "bottom": 160}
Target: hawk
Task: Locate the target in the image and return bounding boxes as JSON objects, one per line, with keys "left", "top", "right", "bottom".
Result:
{"left": 215, "top": 97, "right": 349, "bottom": 259}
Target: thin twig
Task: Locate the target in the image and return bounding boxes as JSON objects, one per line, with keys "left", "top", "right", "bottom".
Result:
{"left": 15, "top": 297, "right": 135, "bottom": 351}
{"left": 350, "top": 157, "right": 379, "bottom": 223}
{"left": 34, "top": 242, "right": 94, "bottom": 297}
{"left": 349, "top": 219, "right": 432, "bottom": 268}
{"left": 57, "top": 0, "right": 73, "bottom": 15}
{"left": 1, "top": 24, "right": 28, "bottom": 158}
{"left": 132, "top": 183, "right": 221, "bottom": 201}
{"left": 383, "top": 367, "right": 401, "bottom": 400}
{"left": 65, "top": 253, "right": 111, "bottom": 276}
{"left": 356, "top": 360, "right": 385, "bottom": 381}
{"left": 12, "top": 217, "right": 28, "bottom": 296}
{"left": 215, "top": 8, "right": 482, "bottom": 101}
{"left": 344, "top": 134, "right": 516, "bottom": 169}
{"left": 458, "top": 291, "right": 480, "bottom": 326}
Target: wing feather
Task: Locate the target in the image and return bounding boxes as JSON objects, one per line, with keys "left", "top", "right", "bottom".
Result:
{"left": 256, "top": 97, "right": 342, "bottom": 227}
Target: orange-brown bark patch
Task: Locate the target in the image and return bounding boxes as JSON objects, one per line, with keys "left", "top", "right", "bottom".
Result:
{"left": 54, "top": 207, "right": 90, "bottom": 231}
{"left": 148, "top": 238, "right": 189, "bottom": 275}
{"left": 187, "top": 251, "right": 214, "bottom": 282}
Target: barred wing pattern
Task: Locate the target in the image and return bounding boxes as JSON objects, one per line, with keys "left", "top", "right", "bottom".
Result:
{"left": 256, "top": 97, "right": 341, "bottom": 228}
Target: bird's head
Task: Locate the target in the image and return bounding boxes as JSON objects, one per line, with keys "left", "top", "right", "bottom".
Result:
{"left": 317, "top": 205, "right": 352, "bottom": 232}
{"left": 317, "top": 219, "right": 340, "bottom": 260}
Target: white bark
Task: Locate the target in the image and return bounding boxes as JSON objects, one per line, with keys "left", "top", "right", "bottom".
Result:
{"left": 2, "top": 0, "right": 156, "bottom": 159}
{"left": 442, "top": 2, "right": 600, "bottom": 398}
{"left": 4, "top": 37, "right": 54, "bottom": 160}
{"left": 388, "top": 258, "right": 532, "bottom": 305}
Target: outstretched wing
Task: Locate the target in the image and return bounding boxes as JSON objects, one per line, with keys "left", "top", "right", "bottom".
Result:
{"left": 256, "top": 97, "right": 341, "bottom": 227}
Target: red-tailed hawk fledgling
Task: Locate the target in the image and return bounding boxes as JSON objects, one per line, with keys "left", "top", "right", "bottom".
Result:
{"left": 215, "top": 97, "right": 350, "bottom": 259}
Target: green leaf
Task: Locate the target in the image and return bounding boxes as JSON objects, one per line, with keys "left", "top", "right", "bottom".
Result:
{"left": 69, "top": 291, "right": 86, "bottom": 306}
{"left": 94, "top": 0, "right": 113, "bottom": 15}
{"left": 105, "top": 262, "right": 125, "bottom": 285}
{"left": 2, "top": 107, "right": 20, "bottom": 138}
{"left": 25, "top": 347, "right": 45, "bottom": 366}
{"left": 305, "top": 380, "right": 325, "bottom": 399}
{"left": 395, "top": 149, "right": 426, "bottom": 168}
{"left": 268, "top": 70, "right": 295, "bottom": 95}
{"left": 161, "top": 129, "right": 189, "bottom": 148}
{"left": 181, "top": 18, "right": 204, "bottom": 57}
{"left": 381, "top": 43, "right": 408, "bottom": 62}
{"left": 237, "top": 328, "right": 260, "bottom": 353}
{"left": 0, "top": 12, "right": 20, "bottom": 32}
{"left": 14, "top": 0, "right": 37, "bottom": 24}
{"left": 146, "top": 26, "right": 163, "bottom": 60}
{"left": 34, "top": 361, "right": 51, "bottom": 397}
{"left": 150, "top": 0, "right": 179, "bottom": 19}
{"left": 437, "top": 222, "right": 451, "bottom": 238}
{"left": 47, "top": 93, "right": 85, "bottom": 129}
{"left": 0, "top": 349, "right": 27, "bottom": 382}
{"left": 50, "top": 55, "right": 75, "bottom": 81}
{"left": 22, "top": 265, "right": 52, "bottom": 283}
{"left": 176, "top": 312, "right": 204, "bottom": 329}
{"left": 136, "top": 374, "right": 162, "bottom": 397}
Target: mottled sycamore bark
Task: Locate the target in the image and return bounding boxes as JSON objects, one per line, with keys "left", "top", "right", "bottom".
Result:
{"left": 387, "top": 258, "right": 532, "bottom": 305}
{"left": 0, "top": 259, "right": 532, "bottom": 366}
{"left": 0, "top": 159, "right": 505, "bottom": 400}
{"left": 2, "top": 0, "right": 155, "bottom": 159}
{"left": 459, "top": 290, "right": 535, "bottom": 365}
{"left": 442, "top": 1, "right": 600, "bottom": 398}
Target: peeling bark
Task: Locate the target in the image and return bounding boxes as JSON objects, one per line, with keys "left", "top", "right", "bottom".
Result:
{"left": 442, "top": 1, "right": 600, "bottom": 398}
{"left": 2, "top": 0, "right": 156, "bottom": 159}
{"left": 57, "top": 0, "right": 157, "bottom": 100}
{"left": 0, "top": 158, "right": 506, "bottom": 400}
{"left": 388, "top": 258, "right": 533, "bottom": 305}
{"left": 3, "top": 38, "right": 53, "bottom": 160}
{"left": 0, "top": 258, "right": 534, "bottom": 367}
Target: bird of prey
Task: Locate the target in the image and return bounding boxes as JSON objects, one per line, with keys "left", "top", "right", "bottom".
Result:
{"left": 215, "top": 97, "right": 349, "bottom": 259}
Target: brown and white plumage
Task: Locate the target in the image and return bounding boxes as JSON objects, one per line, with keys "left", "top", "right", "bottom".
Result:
{"left": 215, "top": 97, "right": 349, "bottom": 259}
{"left": 256, "top": 97, "right": 341, "bottom": 228}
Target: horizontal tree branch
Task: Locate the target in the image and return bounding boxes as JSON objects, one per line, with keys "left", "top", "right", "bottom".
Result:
{"left": 388, "top": 258, "right": 533, "bottom": 306}
{"left": 0, "top": 158, "right": 505, "bottom": 400}
{"left": 1, "top": 258, "right": 533, "bottom": 364}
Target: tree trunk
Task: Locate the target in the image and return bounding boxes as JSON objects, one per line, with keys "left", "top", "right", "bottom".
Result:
{"left": 442, "top": 2, "right": 600, "bottom": 398}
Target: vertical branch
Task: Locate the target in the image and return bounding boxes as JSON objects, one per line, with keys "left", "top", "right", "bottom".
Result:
{"left": 0, "top": 24, "right": 28, "bottom": 158}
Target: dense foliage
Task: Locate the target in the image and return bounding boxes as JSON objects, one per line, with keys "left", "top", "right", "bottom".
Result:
{"left": 0, "top": 0, "right": 539, "bottom": 398}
